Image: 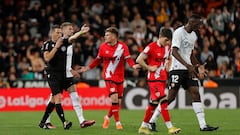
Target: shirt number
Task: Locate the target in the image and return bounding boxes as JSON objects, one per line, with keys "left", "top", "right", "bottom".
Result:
{"left": 171, "top": 75, "right": 179, "bottom": 83}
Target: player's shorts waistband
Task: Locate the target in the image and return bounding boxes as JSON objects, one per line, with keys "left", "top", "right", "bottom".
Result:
{"left": 147, "top": 80, "right": 166, "bottom": 82}
{"left": 105, "top": 80, "right": 123, "bottom": 84}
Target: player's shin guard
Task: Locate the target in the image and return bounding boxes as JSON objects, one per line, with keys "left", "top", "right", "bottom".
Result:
{"left": 111, "top": 103, "right": 120, "bottom": 122}
{"left": 41, "top": 102, "right": 55, "bottom": 123}
{"left": 143, "top": 103, "right": 156, "bottom": 123}
{"left": 149, "top": 104, "right": 161, "bottom": 123}
{"left": 161, "top": 101, "right": 170, "bottom": 122}
{"left": 107, "top": 106, "right": 113, "bottom": 118}
{"left": 160, "top": 101, "right": 174, "bottom": 129}
{"left": 192, "top": 102, "right": 207, "bottom": 129}
{"left": 70, "top": 92, "right": 85, "bottom": 124}
{"left": 55, "top": 103, "right": 66, "bottom": 123}
{"left": 45, "top": 94, "right": 53, "bottom": 123}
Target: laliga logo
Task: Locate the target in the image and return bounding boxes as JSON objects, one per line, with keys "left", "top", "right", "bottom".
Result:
{"left": 0, "top": 96, "right": 6, "bottom": 108}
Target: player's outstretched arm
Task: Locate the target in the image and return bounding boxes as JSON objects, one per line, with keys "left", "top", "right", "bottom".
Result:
{"left": 69, "top": 24, "right": 90, "bottom": 43}
{"left": 79, "top": 66, "right": 90, "bottom": 73}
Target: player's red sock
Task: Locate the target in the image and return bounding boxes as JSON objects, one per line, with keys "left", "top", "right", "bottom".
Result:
{"left": 111, "top": 103, "right": 120, "bottom": 122}
{"left": 107, "top": 103, "right": 119, "bottom": 118}
{"left": 161, "top": 102, "right": 170, "bottom": 122}
{"left": 107, "top": 106, "right": 113, "bottom": 118}
{"left": 143, "top": 104, "right": 156, "bottom": 123}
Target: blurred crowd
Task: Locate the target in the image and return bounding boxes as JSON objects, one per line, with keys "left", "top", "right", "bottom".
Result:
{"left": 0, "top": 0, "right": 240, "bottom": 88}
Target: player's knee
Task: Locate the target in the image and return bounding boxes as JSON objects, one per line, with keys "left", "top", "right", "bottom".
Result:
{"left": 168, "top": 97, "right": 175, "bottom": 105}
{"left": 191, "top": 91, "right": 201, "bottom": 101}
{"left": 111, "top": 96, "right": 119, "bottom": 103}
{"left": 149, "top": 101, "right": 158, "bottom": 107}
{"left": 53, "top": 94, "right": 62, "bottom": 103}
{"left": 159, "top": 96, "right": 167, "bottom": 103}
{"left": 67, "top": 87, "right": 76, "bottom": 93}
{"left": 192, "top": 96, "right": 201, "bottom": 102}
{"left": 167, "top": 90, "right": 177, "bottom": 103}
{"left": 112, "top": 98, "right": 118, "bottom": 103}
{"left": 110, "top": 92, "right": 118, "bottom": 101}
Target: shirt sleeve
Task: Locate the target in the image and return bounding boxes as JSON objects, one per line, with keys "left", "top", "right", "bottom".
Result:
{"left": 124, "top": 44, "right": 135, "bottom": 67}
{"left": 89, "top": 57, "right": 101, "bottom": 69}
{"left": 89, "top": 45, "right": 103, "bottom": 68}
{"left": 143, "top": 45, "right": 151, "bottom": 56}
{"left": 172, "top": 29, "right": 181, "bottom": 49}
{"left": 41, "top": 41, "right": 53, "bottom": 53}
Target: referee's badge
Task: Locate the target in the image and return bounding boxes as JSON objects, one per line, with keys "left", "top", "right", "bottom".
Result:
{"left": 61, "top": 46, "right": 66, "bottom": 51}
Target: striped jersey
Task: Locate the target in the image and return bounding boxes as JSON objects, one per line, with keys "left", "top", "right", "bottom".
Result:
{"left": 89, "top": 41, "right": 135, "bottom": 83}
{"left": 142, "top": 41, "right": 170, "bottom": 81}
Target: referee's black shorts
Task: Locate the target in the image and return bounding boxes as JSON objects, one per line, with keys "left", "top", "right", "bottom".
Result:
{"left": 46, "top": 71, "right": 75, "bottom": 95}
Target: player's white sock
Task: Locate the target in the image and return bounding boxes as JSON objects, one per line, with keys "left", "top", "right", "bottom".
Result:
{"left": 165, "top": 121, "right": 173, "bottom": 129}
{"left": 46, "top": 94, "right": 52, "bottom": 123}
{"left": 105, "top": 115, "right": 110, "bottom": 120}
{"left": 46, "top": 115, "right": 51, "bottom": 123}
{"left": 70, "top": 92, "right": 85, "bottom": 124}
{"left": 116, "top": 121, "right": 121, "bottom": 125}
{"left": 149, "top": 104, "right": 161, "bottom": 123}
{"left": 141, "top": 121, "right": 149, "bottom": 128}
{"left": 192, "top": 102, "right": 207, "bottom": 129}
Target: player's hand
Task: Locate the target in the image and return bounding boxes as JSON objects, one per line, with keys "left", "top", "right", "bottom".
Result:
{"left": 147, "top": 65, "right": 158, "bottom": 72}
{"left": 74, "top": 65, "right": 82, "bottom": 70}
{"left": 74, "top": 66, "right": 84, "bottom": 73}
{"left": 80, "top": 24, "right": 90, "bottom": 34}
{"left": 197, "top": 63, "right": 208, "bottom": 79}
{"left": 55, "top": 38, "right": 63, "bottom": 49}
{"left": 70, "top": 69, "right": 80, "bottom": 78}
{"left": 186, "top": 64, "right": 197, "bottom": 78}
{"left": 132, "top": 64, "right": 141, "bottom": 70}
{"left": 79, "top": 66, "right": 90, "bottom": 73}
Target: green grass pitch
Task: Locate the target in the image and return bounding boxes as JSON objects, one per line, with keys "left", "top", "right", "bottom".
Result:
{"left": 0, "top": 109, "right": 239, "bottom": 135}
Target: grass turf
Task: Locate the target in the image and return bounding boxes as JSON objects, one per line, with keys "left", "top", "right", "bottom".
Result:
{"left": 0, "top": 109, "right": 239, "bottom": 135}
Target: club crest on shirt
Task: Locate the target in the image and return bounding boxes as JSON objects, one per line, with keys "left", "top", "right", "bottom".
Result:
{"left": 110, "top": 87, "right": 115, "bottom": 92}
{"left": 155, "top": 92, "right": 160, "bottom": 97}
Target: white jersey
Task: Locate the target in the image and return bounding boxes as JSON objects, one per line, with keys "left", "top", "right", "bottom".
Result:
{"left": 170, "top": 26, "right": 197, "bottom": 71}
